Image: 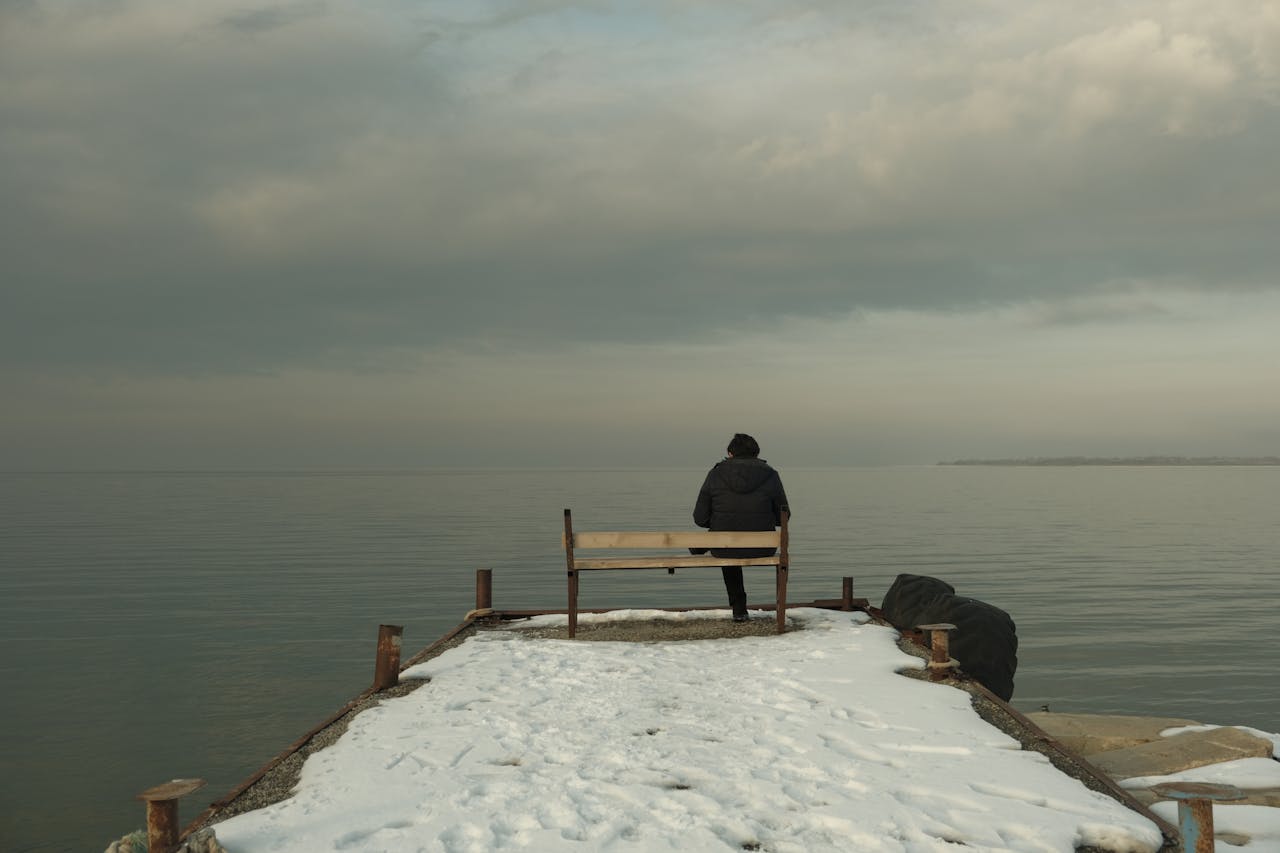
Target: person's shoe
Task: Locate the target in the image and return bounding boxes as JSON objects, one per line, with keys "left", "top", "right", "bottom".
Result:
{"left": 732, "top": 612, "right": 750, "bottom": 623}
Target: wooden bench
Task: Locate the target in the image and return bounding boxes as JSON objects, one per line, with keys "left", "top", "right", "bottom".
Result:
{"left": 561, "top": 508, "right": 790, "bottom": 638}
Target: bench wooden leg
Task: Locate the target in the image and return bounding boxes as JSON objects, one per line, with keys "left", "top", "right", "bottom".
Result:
{"left": 775, "top": 565, "right": 788, "bottom": 634}
{"left": 568, "top": 570, "right": 579, "bottom": 639}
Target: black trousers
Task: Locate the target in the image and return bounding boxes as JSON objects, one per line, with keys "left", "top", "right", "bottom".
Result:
{"left": 721, "top": 566, "right": 747, "bottom": 617}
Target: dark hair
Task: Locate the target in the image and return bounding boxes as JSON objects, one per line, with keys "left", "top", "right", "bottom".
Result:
{"left": 726, "top": 433, "right": 760, "bottom": 458}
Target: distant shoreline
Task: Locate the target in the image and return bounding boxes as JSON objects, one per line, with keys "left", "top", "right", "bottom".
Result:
{"left": 939, "top": 456, "right": 1280, "bottom": 466}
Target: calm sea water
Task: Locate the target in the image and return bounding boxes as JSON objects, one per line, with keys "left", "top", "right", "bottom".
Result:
{"left": 1, "top": 467, "right": 1277, "bottom": 852}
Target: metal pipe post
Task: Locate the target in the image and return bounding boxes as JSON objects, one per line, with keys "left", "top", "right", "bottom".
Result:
{"left": 916, "top": 623, "right": 957, "bottom": 680}
{"left": 373, "top": 624, "right": 404, "bottom": 690}
{"left": 476, "top": 568, "right": 492, "bottom": 611}
{"left": 1149, "top": 782, "right": 1244, "bottom": 853}
{"left": 137, "top": 778, "right": 205, "bottom": 853}
{"left": 1182, "top": 798, "right": 1215, "bottom": 853}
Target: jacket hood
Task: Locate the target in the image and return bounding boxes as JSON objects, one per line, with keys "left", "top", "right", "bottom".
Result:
{"left": 715, "top": 457, "right": 776, "bottom": 494}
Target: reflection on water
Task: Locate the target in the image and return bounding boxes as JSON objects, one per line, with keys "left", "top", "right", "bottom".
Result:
{"left": 1, "top": 467, "right": 1276, "bottom": 851}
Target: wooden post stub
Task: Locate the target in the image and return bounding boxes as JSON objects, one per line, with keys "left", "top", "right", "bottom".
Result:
{"left": 564, "top": 509, "right": 578, "bottom": 639}
{"left": 775, "top": 511, "right": 789, "bottom": 634}
{"left": 137, "top": 778, "right": 205, "bottom": 853}
{"left": 841, "top": 577, "right": 854, "bottom": 611}
{"left": 373, "top": 624, "right": 403, "bottom": 690}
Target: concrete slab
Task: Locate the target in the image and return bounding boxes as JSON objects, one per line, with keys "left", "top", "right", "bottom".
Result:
{"left": 1026, "top": 712, "right": 1202, "bottom": 755}
{"left": 1088, "top": 726, "right": 1275, "bottom": 781}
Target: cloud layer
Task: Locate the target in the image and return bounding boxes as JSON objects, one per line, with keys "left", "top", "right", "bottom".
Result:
{"left": 2, "top": 1, "right": 1278, "bottom": 465}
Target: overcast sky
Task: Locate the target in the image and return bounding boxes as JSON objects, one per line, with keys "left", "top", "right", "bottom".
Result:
{"left": 2, "top": 0, "right": 1278, "bottom": 468}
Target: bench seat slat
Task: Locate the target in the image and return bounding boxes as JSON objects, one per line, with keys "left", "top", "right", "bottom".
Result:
{"left": 572, "top": 555, "right": 781, "bottom": 570}
{"left": 568, "top": 531, "right": 779, "bottom": 549}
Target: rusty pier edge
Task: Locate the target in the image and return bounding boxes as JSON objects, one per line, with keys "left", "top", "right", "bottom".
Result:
{"left": 968, "top": 677, "right": 1179, "bottom": 849}
{"left": 891, "top": 614, "right": 1179, "bottom": 851}
{"left": 179, "top": 576, "right": 1179, "bottom": 852}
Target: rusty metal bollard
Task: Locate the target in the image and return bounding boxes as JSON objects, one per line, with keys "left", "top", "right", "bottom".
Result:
{"left": 465, "top": 569, "right": 495, "bottom": 620}
{"left": 1150, "top": 781, "right": 1244, "bottom": 853}
{"left": 916, "top": 622, "right": 958, "bottom": 680}
{"left": 137, "top": 778, "right": 205, "bottom": 853}
{"left": 373, "top": 624, "right": 403, "bottom": 690}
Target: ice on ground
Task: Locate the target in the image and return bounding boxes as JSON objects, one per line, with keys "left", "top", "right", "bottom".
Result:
{"left": 1162, "top": 724, "right": 1280, "bottom": 757}
{"left": 215, "top": 609, "right": 1164, "bottom": 852}
{"left": 1121, "top": 758, "right": 1280, "bottom": 792}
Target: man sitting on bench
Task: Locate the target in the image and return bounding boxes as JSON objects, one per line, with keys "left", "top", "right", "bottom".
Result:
{"left": 693, "top": 433, "right": 792, "bottom": 622}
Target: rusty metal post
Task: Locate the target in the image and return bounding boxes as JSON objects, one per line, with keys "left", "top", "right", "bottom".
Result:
{"left": 476, "top": 568, "right": 492, "bottom": 612}
{"left": 841, "top": 577, "right": 854, "bottom": 611}
{"left": 137, "top": 778, "right": 205, "bottom": 853}
{"left": 1186, "top": 799, "right": 1214, "bottom": 853}
{"left": 917, "top": 623, "right": 957, "bottom": 680}
{"left": 1150, "top": 782, "right": 1244, "bottom": 853}
{"left": 373, "top": 624, "right": 403, "bottom": 690}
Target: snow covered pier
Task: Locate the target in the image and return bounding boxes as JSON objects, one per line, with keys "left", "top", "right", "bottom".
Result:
{"left": 151, "top": 577, "right": 1280, "bottom": 853}
{"left": 199, "top": 605, "right": 1185, "bottom": 852}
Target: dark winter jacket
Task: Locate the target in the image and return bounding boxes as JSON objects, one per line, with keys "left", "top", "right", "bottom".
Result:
{"left": 693, "top": 457, "right": 791, "bottom": 558}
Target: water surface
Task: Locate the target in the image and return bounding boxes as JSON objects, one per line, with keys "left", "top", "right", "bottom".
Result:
{"left": 1, "top": 467, "right": 1276, "bottom": 851}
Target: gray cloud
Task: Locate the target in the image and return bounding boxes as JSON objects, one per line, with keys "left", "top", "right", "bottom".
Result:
{"left": 2, "top": 0, "right": 1280, "bottom": 467}
{"left": 219, "top": 2, "right": 329, "bottom": 35}
{"left": 4, "top": 1, "right": 1279, "bottom": 378}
